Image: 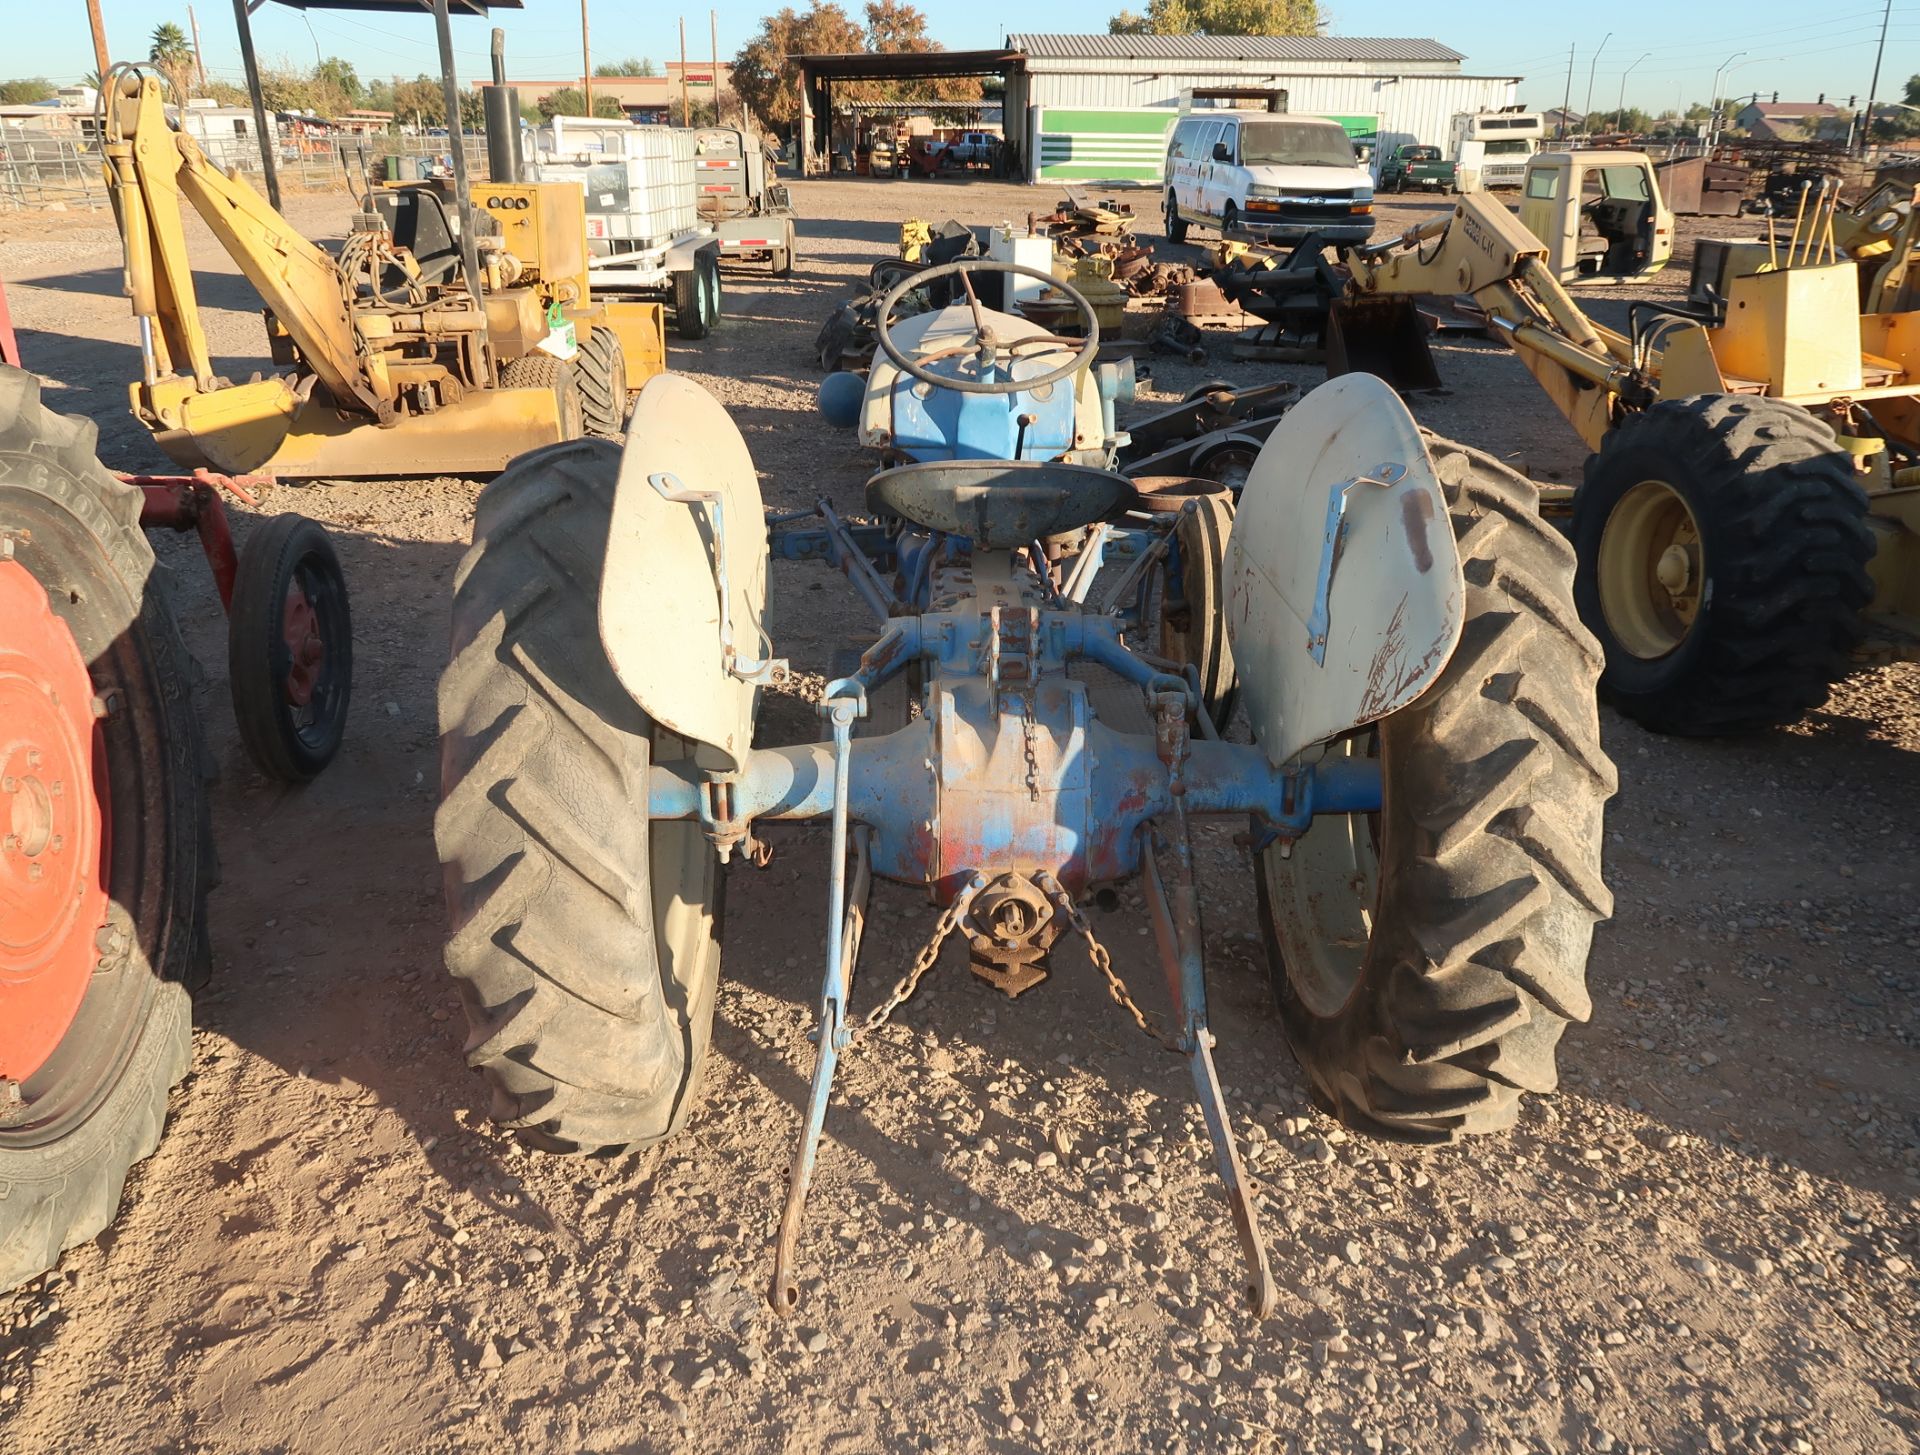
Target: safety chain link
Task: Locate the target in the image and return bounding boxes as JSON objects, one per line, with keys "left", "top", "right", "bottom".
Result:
{"left": 1021, "top": 676, "right": 1041, "bottom": 802}
{"left": 1037, "top": 874, "right": 1184, "bottom": 1054}
{"left": 852, "top": 877, "right": 984, "bottom": 1041}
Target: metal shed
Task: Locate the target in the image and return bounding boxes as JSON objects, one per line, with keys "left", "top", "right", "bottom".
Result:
{"left": 1002, "top": 33, "right": 1519, "bottom": 185}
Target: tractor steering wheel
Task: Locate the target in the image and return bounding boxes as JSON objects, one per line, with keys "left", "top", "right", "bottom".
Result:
{"left": 874, "top": 259, "right": 1101, "bottom": 396}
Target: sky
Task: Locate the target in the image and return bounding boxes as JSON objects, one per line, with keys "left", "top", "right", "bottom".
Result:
{"left": 14, "top": 0, "right": 1919, "bottom": 117}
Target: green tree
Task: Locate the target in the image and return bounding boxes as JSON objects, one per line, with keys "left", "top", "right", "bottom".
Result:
{"left": 595, "top": 57, "right": 658, "bottom": 77}
{"left": 392, "top": 75, "right": 446, "bottom": 128}
{"left": 733, "top": 0, "right": 976, "bottom": 134}
{"left": 733, "top": 2, "right": 868, "bottom": 133}
{"left": 314, "top": 57, "right": 363, "bottom": 106}
{"left": 458, "top": 88, "right": 487, "bottom": 132}
{"left": 1110, "top": 0, "right": 1316, "bottom": 35}
{"left": 149, "top": 21, "right": 196, "bottom": 105}
{"left": 537, "top": 87, "right": 625, "bottom": 120}
{"left": 0, "top": 77, "right": 54, "bottom": 105}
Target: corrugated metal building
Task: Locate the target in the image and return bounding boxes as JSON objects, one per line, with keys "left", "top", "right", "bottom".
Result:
{"left": 1001, "top": 34, "right": 1518, "bottom": 184}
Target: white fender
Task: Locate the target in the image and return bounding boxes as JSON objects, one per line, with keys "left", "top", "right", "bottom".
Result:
{"left": 600, "top": 374, "right": 769, "bottom": 771}
{"left": 1224, "top": 373, "right": 1464, "bottom": 766}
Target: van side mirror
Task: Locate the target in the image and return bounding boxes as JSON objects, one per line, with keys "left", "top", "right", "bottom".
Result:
{"left": 1211, "top": 141, "right": 1232, "bottom": 162}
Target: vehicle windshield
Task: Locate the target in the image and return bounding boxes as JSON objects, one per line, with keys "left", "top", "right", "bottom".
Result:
{"left": 1403, "top": 146, "right": 1441, "bottom": 160}
{"left": 1237, "top": 121, "right": 1357, "bottom": 168}
{"left": 1485, "top": 139, "right": 1533, "bottom": 156}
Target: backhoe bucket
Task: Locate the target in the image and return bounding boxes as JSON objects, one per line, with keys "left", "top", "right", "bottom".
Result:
{"left": 1325, "top": 296, "right": 1441, "bottom": 392}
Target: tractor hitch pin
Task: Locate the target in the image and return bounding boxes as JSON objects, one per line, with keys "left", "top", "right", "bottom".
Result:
{"left": 1140, "top": 818, "right": 1280, "bottom": 1320}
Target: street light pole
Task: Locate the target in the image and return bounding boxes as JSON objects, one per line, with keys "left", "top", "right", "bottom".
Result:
{"left": 1709, "top": 51, "right": 1746, "bottom": 149}
{"left": 1618, "top": 52, "right": 1650, "bottom": 130}
{"left": 1583, "top": 32, "right": 1612, "bottom": 130}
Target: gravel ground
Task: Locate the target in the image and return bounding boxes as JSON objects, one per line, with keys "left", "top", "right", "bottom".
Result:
{"left": 0, "top": 176, "right": 1916, "bottom": 1455}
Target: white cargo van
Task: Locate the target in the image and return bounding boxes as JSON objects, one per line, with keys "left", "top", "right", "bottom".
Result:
{"left": 1162, "top": 112, "right": 1375, "bottom": 245}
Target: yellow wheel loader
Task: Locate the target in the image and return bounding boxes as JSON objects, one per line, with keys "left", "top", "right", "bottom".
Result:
{"left": 1340, "top": 160, "right": 1920, "bottom": 735}
{"left": 101, "top": 69, "right": 666, "bottom": 479}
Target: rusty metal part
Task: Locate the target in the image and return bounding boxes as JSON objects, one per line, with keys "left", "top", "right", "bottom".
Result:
{"left": 856, "top": 871, "right": 979, "bottom": 1039}
{"left": 960, "top": 870, "right": 1061, "bottom": 996}
{"left": 1038, "top": 872, "right": 1180, "bottom": 1052}
{"left": 127, "top": 472, "right": 267, "bottom": 612}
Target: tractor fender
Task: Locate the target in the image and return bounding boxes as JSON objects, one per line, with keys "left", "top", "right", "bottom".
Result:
{"left": 1223, "top": 373, "right": 1464, "bottom": 766}
{"left": 599, "top": 373, "right": 768, "bottom": 770}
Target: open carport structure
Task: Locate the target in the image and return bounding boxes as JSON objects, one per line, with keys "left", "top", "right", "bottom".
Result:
{"left": 794, "top": 48, "right": 1022, "bottom": 177}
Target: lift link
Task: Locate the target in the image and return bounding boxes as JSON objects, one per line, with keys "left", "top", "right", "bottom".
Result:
{"left": 771, "top": 676, "right": 986, "bottom": 1316}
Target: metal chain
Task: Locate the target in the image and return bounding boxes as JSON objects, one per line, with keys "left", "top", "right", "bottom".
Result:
{"left": 853, "top": 878, "right": 982, "bottom": 1041}
{"left": 1039, "top": 876, "right": 1184, "bottom": 1053}
{"left": 1021, "top": 675, "right": 1041, "bottom": 801}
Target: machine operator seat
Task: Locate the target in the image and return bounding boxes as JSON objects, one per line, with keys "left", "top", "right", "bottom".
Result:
{"left": 866, "top": 459, "right": 1131, "bottom": 550}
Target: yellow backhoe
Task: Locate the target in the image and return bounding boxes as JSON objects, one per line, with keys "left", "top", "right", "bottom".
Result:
{"left": 1341, "top": 172, "right": 1920, "bottom": 734}
{"left": 101, "top": 68, "right": 665, "bottom": 479}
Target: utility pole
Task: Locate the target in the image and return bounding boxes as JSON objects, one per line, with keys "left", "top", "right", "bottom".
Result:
{"left": 581, "top": 0, "right": 593, "bottom": 116}
{"left": 679, "top": 18, "right": 690, "bottom": 127}
{"left": 187, "top": 5, "right": 207, "bottom": 90}
{"left": 1583, "top": 31, "right": 1612, "bottom": 132}
{"left": 85, "top": 0, "right": 110, "bottom": 88}
{"left": 711, "top": 8, "right": 721, "bottom": 128}
{"left": 1559, "top": 43, "right": 1574, "bottom": 140}
{"left": 1863, "top": 0, "right": 1893, "bottom": 154}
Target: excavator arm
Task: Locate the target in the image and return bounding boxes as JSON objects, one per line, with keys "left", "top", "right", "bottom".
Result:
{"left": 103, "top": 70, "right": 387, "bottom": 469}
{"left": 1342, "top": 195, "right": 1653, "bottom": 451}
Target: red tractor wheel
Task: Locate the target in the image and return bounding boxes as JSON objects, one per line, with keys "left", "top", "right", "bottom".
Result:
{"left": 0, "top": 366, "right": 211, "bottom": 1294}
{"left": 0, "top": 562, "right": 111, "bottom": 1083}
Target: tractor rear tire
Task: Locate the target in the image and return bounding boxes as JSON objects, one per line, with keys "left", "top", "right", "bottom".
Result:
{"left": 499, "top": 352, "right": 586, "bottom": 443}
{"left": 0, "top": 366, "right": 212, "bottom": 1293}
{"left": 1572, "top": 395, "right": 1874, "bottom": 734}
{"left": 1251, "top": 436, "right": 1616, "bottom": 1143}
{"left": 437, "top": 437, "right": 723, "bottom": 1154}
{"left": 574, "top": 326, "right": 629, "bottom": 439}
{"left": 1159, "top": 495, "right": 1239, "bottom": 731}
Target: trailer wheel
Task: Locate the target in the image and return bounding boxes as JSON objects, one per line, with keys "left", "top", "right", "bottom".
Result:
{"left": 227, "top": 515, "right": 351, "bottom": 782}
{"left": 0, "top": 366, "right": 211, "bottom": 1293}
{"left": 672, "top": 251, "right": 721, "bottom": 341}
{"left": 499, "top": 352, "right": 586, "bottom": 442}
{"left": 1250, "top": 437, "right": 1616, "bottom": 1142}
{"left": 1572, "top": 396, "right": 1874, "bottom": 734}
{"left": 574, "top": 326, "right": 629, "bottom": 439}
{"left": 437, "top": 438, "right": 723, "bottom": 1153}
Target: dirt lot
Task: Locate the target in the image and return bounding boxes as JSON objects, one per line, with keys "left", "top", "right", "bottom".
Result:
{"left": 1, "top": 176, "right": 1917, "bottom": 1455}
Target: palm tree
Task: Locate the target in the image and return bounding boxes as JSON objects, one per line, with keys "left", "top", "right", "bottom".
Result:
{"left": 149, "top": 22, "right": 195, "bottom": 105}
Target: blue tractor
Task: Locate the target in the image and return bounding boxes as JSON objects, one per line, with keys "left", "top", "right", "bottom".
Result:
{"left": 435, "top": 260, "right": 1616, "bottom": 1317}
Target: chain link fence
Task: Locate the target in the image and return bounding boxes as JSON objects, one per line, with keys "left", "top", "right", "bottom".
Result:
{"left": 0, "top": 131, "right": 493, "bottom": 212}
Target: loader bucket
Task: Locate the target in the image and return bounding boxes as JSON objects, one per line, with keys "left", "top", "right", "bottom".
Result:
{"left": 1325, "top": 296, "right": 1441, "bottom": 392}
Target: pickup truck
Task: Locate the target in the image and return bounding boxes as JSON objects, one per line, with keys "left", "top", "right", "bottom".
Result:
{"left": 1378, "top": 144, "right": 1456, "bottom": 194}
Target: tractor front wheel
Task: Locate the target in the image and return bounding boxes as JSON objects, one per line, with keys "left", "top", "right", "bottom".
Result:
{"left": 574, "top": 325, "right": 629, "bottom": 439}
{"left": 499, "top": 352, "right": 586, "bottom": 443}
{"left": 437, "top": 438, "right": 723, "bottom": 1153}
{"left": 0, "top": 366, "right": 211, "bottom": 1292}
{"left": 1572, "top": 395, "right": 1874, "bottom": 734}
{"left": 1251, "top": 437, "right": 1616, "bottom": 1142}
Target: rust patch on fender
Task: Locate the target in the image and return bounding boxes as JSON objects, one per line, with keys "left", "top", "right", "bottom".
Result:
{"left": 1354, "top": 593, "right": 1450, "bottom": 723}
{"left": 1400, "top": 488, "right": 1437, "bottom": 574}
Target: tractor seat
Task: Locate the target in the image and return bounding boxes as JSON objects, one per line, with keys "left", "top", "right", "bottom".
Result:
{"left": 866, "top": 459, "right": 1131, "bottom": 549}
